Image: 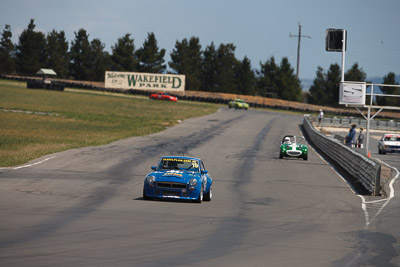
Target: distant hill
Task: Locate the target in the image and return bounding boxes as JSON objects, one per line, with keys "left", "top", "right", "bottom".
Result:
{"left": 367, "top": 75, "right": 400, "bottom": 84}
{"left": 300, "top": 78, "right": 313, "bottom": 91}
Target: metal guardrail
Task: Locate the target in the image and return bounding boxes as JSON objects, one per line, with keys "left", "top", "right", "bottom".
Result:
{"left": 302, "top": 116, "right": 381, "bottom": 195}
{"left": 321, "top": 117, "right": 400, "bottom": 131}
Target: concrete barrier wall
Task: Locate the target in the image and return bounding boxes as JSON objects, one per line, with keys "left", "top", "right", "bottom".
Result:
{"left": 303, "top": 116, "right": 381, "bottom": 195}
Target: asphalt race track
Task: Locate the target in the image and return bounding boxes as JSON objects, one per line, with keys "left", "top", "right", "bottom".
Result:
{"left": 0, "top": 108, "right": 399, "bottom": 266}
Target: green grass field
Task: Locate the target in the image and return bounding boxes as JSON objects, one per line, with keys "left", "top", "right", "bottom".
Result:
{"left": 0, "top": 80, "right": 219, "bottom": 167}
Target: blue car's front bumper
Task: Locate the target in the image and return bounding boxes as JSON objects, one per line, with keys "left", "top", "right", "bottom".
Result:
{"left": 143, "top": 184, "right": 201, "bottom": 200}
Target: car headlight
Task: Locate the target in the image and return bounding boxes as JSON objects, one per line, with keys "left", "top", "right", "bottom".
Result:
{"left": 189, "top": 178, "right": 197, "bottom": 186}
{"left": 145, "top": 175, "right": 155, "bottom": 184}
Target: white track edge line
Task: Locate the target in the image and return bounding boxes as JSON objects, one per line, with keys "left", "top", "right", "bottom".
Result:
{"left": 0, "top": 156, "right": 56, "bottom": 170}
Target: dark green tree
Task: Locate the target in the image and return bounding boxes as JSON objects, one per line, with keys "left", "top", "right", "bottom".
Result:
{"left": 344, "top": 63, "right": 366, "bottom": 82}
{"left": 15, "top": 19, "right": 46, "bottom": 75}
{"left": 307, "top": 66, "right": 326, "bottom": 104}
{"left": 169, "top": 37, "right": 202, "bottom": 91}
{"left": 326, "top": 63, "right": 341, "bottom": 106}
{"left": 276, "top": 57, "right": 301, "bottom": 101}
{"left": 44, "top": 30, "right": 69, "bottom": 78}
{"left": 256, "top": 56, "right": 279, "bottom": 98}
{"left": 90, "top": 38, "right": 111, "bottom": 81}
{"left": 257, "top": 56, "right": 301, "bottom": 101}
{"left": 307, "top": 63, "right": 341, "bottom": 106}
{"left": 0, "top": 24, "right": 15, "bottom": 73}
{"left": 234, "top": 56, "right": 255, "bottom": 95}
{"left": 69, "top": 28, "right": 92, "bottom": 80}
{"left": 215, "top": 43, "right": 238, "bottom": 93}
{"left": 377, "top": 72, "right": 399, "bottom": 106}
{"left": 201, "top": 42, "right": 218, "bottom": 92}
{"left": 135, "top": 32, "right": 166, "bottom": 73}
{"left": 111, "top": 33, "right": 136, "bottom": 71}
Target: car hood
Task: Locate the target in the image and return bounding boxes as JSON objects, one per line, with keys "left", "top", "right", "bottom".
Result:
{"left": 151, "top": 170, "right": 199, "bottom": 183}
{"left": 282, "top": 143, "right": 307, "bottom": 149}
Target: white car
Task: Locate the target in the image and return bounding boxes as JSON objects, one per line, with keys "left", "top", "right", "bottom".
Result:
{"left": 378, "top": 134, "right": 400, "bottom": 154}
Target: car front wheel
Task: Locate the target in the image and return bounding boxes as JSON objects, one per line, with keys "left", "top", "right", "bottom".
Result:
{"left": 194, "top": 186, "right": 203, "bottom": 203}
{"left": 204, "top": 186, "right": 212, "bottom": 201}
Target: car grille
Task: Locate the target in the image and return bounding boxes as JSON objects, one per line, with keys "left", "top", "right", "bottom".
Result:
{"left": 155, "top": 190, "right": 189, "bottom": 198}
{"left": 162, "top": 190, "right": 181, "bottom": 197}
{"left": 287, "top": 151, "right": 301, "bottom": 156}
{"left": 156, "top": 182, "right": 187, "bottom": 189}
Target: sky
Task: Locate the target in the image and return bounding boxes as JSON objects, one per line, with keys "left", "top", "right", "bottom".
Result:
{"left": 1, "top": 0, "right": 400, "bottom": 87}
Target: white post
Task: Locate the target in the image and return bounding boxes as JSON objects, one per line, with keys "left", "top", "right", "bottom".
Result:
{"left": 366, "top": 84, "right": 374, "bottom": 157}
{"left": 341, "top": 30, "right": 346, "bottom": 83}
{"left": 366, "top": 106, "right": 371, "bottom": 157}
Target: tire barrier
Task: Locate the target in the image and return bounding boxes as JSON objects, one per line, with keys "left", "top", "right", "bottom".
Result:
{"left": 1, "top": 73, "right": 399, "bottom": 121}
{"left": 302, "top": 116, "right": 381, "bottom": 196}
{"left": 27, "top": 80, "right": 65, "bottom": 91}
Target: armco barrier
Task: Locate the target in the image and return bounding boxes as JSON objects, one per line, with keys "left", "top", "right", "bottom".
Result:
{"left": 303, "top": 116, "right": 381, "bottom": 195}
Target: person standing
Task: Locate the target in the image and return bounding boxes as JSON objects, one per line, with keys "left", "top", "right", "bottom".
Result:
{"left": 357, "top": 128, "right": 365, "bottom": 148}
{"left": 317, "top": 109, "right": 324, "bottom": 127}
{"left": 345, "top": 124, "right": 357, "bottom": 148}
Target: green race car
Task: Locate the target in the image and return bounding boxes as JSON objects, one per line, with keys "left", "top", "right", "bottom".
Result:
{"left": 279, "top": 135, "right": 308, "bottom": 160}
{"left": 228, "top": 99, "right": 249, "bottom": 110}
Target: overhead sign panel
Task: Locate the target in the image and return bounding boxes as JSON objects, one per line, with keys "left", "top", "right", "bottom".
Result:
{"left": 105, "top": 71, "right": 185, "bottom": 92}
{"left": 325, "top": 29, "right": 347, "bottom": 52}
{"left": 339, "top": 81, "right": 366, "bottom": 105}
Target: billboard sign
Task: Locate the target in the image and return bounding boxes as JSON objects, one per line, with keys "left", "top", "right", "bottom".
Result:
{"left": 105, "top": 71, "right": 185, "bottom": 92}
{"left": 339, "top": 81, "right": 366, "bottom": 105}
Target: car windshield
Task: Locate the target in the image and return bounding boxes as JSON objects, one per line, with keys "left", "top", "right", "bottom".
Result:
{"left": 282, "top": 136, "right": 305, "bottom": 144}
{"left": 159, "top": 158, "right": 200, "bottom": 172}
{"left": 384, "top": 136, "right": 400, "bottom": 141}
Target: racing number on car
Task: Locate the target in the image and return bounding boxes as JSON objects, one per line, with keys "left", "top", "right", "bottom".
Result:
{"left": 192, "top": 161, "right": 199, "bottom": 169}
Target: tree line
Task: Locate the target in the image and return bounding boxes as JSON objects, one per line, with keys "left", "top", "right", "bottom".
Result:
{"left": 0, "top": 19, "right": 398, "bottom": 106}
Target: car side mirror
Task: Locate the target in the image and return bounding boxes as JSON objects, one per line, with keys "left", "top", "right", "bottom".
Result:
{"left": 151, "top": 166, "right": 157, "bottom": 170}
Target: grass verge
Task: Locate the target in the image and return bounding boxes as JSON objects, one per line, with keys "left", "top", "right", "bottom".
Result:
{"left": 0, "top": 79, "right": 219, "bottom": 167}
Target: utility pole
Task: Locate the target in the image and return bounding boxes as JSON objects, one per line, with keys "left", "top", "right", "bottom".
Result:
{"left": 289, "top": 23, "right": 311, "bottom": 80}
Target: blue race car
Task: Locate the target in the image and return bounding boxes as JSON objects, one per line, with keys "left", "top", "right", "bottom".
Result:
{"left": 143, "top": 156, "right": 213, "bottom": 203}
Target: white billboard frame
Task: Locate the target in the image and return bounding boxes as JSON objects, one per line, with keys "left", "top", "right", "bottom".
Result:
{"left": 105, "top": 71, "right": 185, "bottom": 92}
